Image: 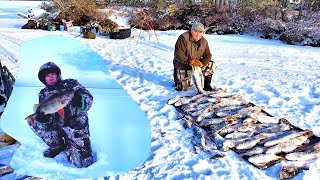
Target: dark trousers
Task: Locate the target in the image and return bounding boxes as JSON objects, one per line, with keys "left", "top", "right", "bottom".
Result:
{"left": 28, "top": 114, "right": 93, "bottom": 168}
{"left": 174, "top": 60, "right": 216, "bottom": 91}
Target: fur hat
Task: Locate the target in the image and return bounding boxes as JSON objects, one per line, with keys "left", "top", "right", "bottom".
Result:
{"left": 38, "top": 62, "right": 61, "bottom": 85}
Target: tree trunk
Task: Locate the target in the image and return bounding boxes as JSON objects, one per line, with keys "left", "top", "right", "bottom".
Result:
{"left": 223, "top": 0, "right": 228, "bottom": 6}
{"left": 236, "top": 0, "right": 241, "bottom": 9}
{"left": 215, "top": 0, "right": 219, "bottom": 8}
{"left": 281, "top": 8, "right": 287, "bottom": 22}
{"left": 219, "top": 0, "right": 223, "bottom": 9}
{"left": 299, "top": 0, "right": 303, "bottom": 19}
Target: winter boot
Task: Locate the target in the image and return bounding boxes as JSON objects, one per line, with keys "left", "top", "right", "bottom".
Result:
{"left": 203, "top": 76, "right": 213, "bottom": 91}
{"left": 44, "top": 146, "right": 66, "bottom": 158}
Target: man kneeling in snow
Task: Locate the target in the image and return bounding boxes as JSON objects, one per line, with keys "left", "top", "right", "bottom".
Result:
{"left": 28, "top": 62, "right": 94, "bottom": 168}
{"left": 173, "top": 22, "right": 217, "bottom": 92}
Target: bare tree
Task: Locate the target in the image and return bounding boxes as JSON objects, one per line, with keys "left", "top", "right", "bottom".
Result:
{"left": 52, "top": 0, "right": 99, "bottom": 23}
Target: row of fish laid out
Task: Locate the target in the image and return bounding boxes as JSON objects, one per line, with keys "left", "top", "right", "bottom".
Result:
{"left": 178, "top": 114, "right": 320, "bottom": 168}
{"left": 168, "top": 91, "right": 280, "bottom": 125}
{"left": 168, "top": 90, "right": 320, "bottom": 171}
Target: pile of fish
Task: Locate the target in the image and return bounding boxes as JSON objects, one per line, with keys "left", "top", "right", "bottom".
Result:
{"left": 168, "top": 88, "right": 320, "bottom": 179}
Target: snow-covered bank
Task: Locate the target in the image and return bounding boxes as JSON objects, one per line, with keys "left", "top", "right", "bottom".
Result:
{"left": 1, "top": 2, "right": 320, "bottom": 180}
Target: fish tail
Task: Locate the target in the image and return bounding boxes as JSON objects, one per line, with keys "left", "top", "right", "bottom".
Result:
{"left": 25, "top": 114, "right": 35, "bottom": 121}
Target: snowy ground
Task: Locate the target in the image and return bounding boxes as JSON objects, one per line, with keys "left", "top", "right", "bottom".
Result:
{"left": 1, "top": 1, "right": 320, "bottom": 180}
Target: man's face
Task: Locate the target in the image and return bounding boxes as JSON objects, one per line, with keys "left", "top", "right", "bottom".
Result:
{"left": 45, "top": 72, "right": 58, "bottom": 86}
{"left": 191, "top": 29, "right": 203, "bottom": 42}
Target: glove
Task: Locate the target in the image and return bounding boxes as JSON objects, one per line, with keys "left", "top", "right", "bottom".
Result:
{"left": 36, "top": 112, "right": 51, "bottom": 124}
{"left": 71, "top": 90, "right": 84, "bottom": 108}
{"left": 189, "top": 59, "right": 203, "bottom": 67}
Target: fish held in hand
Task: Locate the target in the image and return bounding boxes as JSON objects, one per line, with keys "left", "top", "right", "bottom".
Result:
{"left": 25, "top": 90, "right": 75, "bottom": 121}
{"left": 192, "top": 66, "right": 204, "bottom": 93}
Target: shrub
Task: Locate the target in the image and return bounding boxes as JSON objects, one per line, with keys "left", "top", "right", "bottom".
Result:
{"left": 98, "top": 18, "right": 118, "bottom": 34}
{"left": 53, "top": 0, "right": 97, "bottom": 24}
{"left": 83, "top": 31, "right": 96, "bottom": 39}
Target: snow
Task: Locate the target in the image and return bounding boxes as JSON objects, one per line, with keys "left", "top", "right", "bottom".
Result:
{"left": 1, "top": 1, "right": 320, "bottom": 180}
{"left": 1, "top": 33, "right": 151, "bottom": 178}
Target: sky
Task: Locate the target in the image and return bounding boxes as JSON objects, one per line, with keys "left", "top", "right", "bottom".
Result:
{"left": 1, "top": 1, "right": 320, "bottom": 180}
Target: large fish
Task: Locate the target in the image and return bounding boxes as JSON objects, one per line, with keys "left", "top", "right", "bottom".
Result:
{"left": 218, "top": 123, "right": 241, "bottom": 136}
{"left": 224, "top": 131, "right": 254, "bottom": 139}
{"left": 192, "top": 66, "right": 204, "bottom": 94}
{"left": 313, "top": 141, "right": 320, "bottom": 150}
{"left": 285, "top": 150, "right": 320, "bottom": 161}
{"left": 208, "top": 91, "right": 238, "bottom": 98}
{"left": 173, "top": 96, "right": 192, "bottom": 107}
{"left": 223, "top": 113, "right": 247, "bottom": 124}
{"left": 242, "top": 117, "right": 258, "bottom": 125}
{"left": 285, "top": 141, "right": 320, "bottom": 161}
{"left": 278, "top": 162, "right": 309, "bottom": 179}
{"left": 25, "top": 90, "right": 75, "bottom": 122}
{"left": 249, "top": 113, "right": 279, "bottom": 124}
{"left": 191, "top": 123, "right": 215, "bottom": 153}
{"left": 199, "top": 117, "right": 225, "bottom": 127}
{"left": 177, "top": 115, "right": 195, "bottom": 129}
{"left": 255, "top": 123, "right": 292, "bottom": 134}
{"left": 222, "top": 136, "right": 253, "bottom": 151}
{"left": 167, "top": 96, "right": 184, "bottom": 105}
{"left": 239, "top": 146, "right": 267, "bottom": 157}
{"left": 209, "top": 117, "right": 242, "bottom": 135}
{"left": 222, "top": 133, "right": 272, "bottom": 151}
{"left": 196, "top": 104, "right": 216, "bottom": 122}
{"left": 217, "top": 103, "right": 252, "bottom": 112}
{"left": 264, "top": 130, "right": 314, "bottom": 147}
{"left": 235, "top": 133, "right": 271, "bottom": 150}
{"left": 236, "top": 123, "right": 270, "bottom": 133}
{"left": 248, "top": 153, "right": 284, "bottom": 168}
{"left": 259, "top": 130, "right": 297, "bottom": 146}
{"left": 214, "top": 104, "right": 255, "bottom": 117}
{"left": 266, "top": 131, "right": 314, "bottom": 154}
{"left": 190, "top": 93, "right": 207, "bottom": 101}
{"left": 193, "top": 95, "right": 211, "bottom": 104}
{"left": 182, "top": 102, "right": 212, "bottom": 115}
{"left": 238, "top": 106, "right": 265, "bottom": 115}
{"left": 207, "top": 93, "right": 244, "bottom": 104}
{"left": 207, "top": 131, "right": 225, "bottom": 151}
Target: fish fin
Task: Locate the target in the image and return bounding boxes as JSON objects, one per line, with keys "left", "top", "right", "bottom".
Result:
{"left": 57, "top": 108, "right": 65, "bottom": 117}
{"left": 25, "top": 114, "right": 34, "bottom": 121}
{"left": 33, "top": 104, "right": 40, "bottom": 113}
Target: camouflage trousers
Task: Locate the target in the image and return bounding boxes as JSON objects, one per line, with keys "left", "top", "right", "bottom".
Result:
{"left": 28, "top": 114, "right": 93, "bottom": 168}
{"left": 174, "top": 60, "right": 217, "bottom": 91}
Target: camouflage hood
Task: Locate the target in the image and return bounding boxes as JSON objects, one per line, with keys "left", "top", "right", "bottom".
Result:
{"left": 38, "top": 62, "right": 62, "bottom": 86}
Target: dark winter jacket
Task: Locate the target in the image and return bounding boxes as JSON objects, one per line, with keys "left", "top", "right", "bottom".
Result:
{"left": 37, "top": 62, "right": 93, "bottom": 127}
{"left": 173, "top": 31, "right": 212, "bottom": 70}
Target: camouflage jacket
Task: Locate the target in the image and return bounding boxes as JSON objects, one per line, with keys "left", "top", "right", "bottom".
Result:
{"left": 37, "top": 62, "right": 93, "bottom": 126}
